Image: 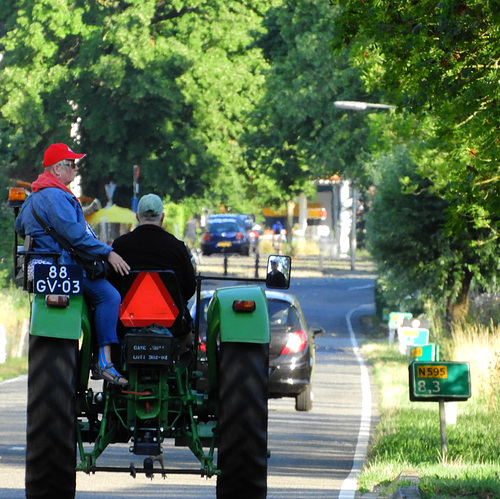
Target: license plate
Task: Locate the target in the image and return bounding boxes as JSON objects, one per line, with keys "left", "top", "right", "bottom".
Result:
{"left": 33, "top": 264, "right": 83, "bottom": 295}
{"left": 416, "top": 365, "right": 448, "bottom": 379}
{"left": 126, "top": 333, "right": 174, "bottom": 366}
{"left": 217, "top": 241, "right": 232, "bottom": 248}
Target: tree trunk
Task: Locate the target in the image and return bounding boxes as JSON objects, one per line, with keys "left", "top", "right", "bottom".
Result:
{"left": 446, "top": 269, "right": 473, "bottom": 327}
{"left": 286, "top": 201, "right": 295, "bottom": 246}
{"left": 298, "top": 193, "right": 308, "bottom": 234}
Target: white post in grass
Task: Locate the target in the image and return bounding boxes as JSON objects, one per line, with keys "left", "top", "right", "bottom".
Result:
{"left": 439, "top": 400, "right": 448, "bottom": 456}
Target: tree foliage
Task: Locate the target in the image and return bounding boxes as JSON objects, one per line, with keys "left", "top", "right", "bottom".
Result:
{"left": 366, "top": 143, "right": 465, "bottom": 321}
{"left": 332, "top": 0, "right": 500, "bottom": 225}
{"left": 245, "top": 0, "right": 375, "bottom": 207}
{"left": 332, "top": 0, "right": 500, "bottom": 320}
{"left": 0, "top": 0, "right": 275, "bottom": 210}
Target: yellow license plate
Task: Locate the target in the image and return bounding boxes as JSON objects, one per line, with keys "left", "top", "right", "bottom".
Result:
{"left": 417, "top": 365, "right": 448, "bottom": 379}
{"left": 217, "top": 242, "right": 232, "bottom": 248}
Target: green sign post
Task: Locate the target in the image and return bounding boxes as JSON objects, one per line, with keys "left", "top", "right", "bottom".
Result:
{"left": 388, "top": 311, "right": 412, "bottom": 344}
{"left": 388, "top": 311, "right": 412, "bottom": 330}
{"left": 409, "top": 360, "right": 471, "bottom": 456}
{"left": 410, "top": 343, "right": 439, "bottom": 362}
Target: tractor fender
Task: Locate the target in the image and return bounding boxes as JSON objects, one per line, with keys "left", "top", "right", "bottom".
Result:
{"left": 30, "top": 294, "right": 85, "bottom": 340}
{"left": 206, "top": 285, "right": 270, "bottom": 344}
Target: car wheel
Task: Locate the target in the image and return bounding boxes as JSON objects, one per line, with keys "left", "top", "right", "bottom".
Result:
{"left": 295, "top": 383, "right": 313, "bottom": 412}
{"left": 26, "top": 335, "right": 77, "bottom": 498}
{"left": 216, "top": 342, "right": 269, "bottom": 499}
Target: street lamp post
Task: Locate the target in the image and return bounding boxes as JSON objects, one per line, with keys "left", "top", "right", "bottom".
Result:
{"left": 334, "top": 100, "right": 395, "bottom": 271}
{"left": 350, "top": 187, "right": 358, "bottom": 272}
{"left": 332, "top": 177, "right": 341, "bottom": 257}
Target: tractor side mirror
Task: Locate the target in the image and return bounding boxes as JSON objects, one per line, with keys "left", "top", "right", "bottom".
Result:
{"left": 265, "top": 255, "right": 291, "bottom": 290}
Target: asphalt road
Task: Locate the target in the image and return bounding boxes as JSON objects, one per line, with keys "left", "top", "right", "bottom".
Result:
{"left": 0, "top": 258, "right": 378, "bottom": 498}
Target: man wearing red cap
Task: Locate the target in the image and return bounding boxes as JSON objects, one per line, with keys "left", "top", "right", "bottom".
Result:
{"left": 42, "top": 142, "right": 87, "bottom": 167}
{"left": 15, "top": 143, "right": 131, "bottom": 386}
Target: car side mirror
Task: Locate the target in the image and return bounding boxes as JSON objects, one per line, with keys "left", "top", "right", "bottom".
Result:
{"left": 311, "top": 326, "right": 325, "bottom": 337}
{"left": 265, "top": 255, "right": 291, "bottom": 289}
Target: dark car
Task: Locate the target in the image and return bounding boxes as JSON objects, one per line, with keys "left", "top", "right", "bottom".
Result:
{"left": 207, "top": 213, "right": 261, "bottom": 254}
{"left": 200, "top": 216, "right": 250, "bottom": 256}
{"left": 192, "top": 289, "right": 324, "bottom": 411}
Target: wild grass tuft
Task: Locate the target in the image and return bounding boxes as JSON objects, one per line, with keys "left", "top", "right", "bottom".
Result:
{"left": 450, "top": 321, "right": 500, "bottom": 412}
{"left": 0, "top": 356, "right": 28, "bottom": 382}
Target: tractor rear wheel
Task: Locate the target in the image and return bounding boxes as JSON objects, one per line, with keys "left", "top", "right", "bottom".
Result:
{"left": 25, "top": 335, "right": 77, "bottom": 499}
{"left": 216, "top": 342, "right": 269, "bottom": 499}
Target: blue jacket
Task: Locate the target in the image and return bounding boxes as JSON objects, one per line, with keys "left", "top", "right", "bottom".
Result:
{"left": 15, "top": 187, "right": 112, "bottom": 266}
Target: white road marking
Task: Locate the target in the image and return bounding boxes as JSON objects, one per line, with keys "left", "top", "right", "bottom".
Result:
{"left": 338, "top": 304, "right": 373, "bottom": 499}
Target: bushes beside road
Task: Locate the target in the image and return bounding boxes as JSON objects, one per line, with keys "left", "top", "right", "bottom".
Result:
{"left": 0, "top": 287, "right": 30, "bottom": 382}
{"left": 0, "top": 286, "right": 29, "bottom": 360}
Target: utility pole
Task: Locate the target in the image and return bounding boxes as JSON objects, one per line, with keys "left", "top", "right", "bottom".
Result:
{"left": 132, "top": 165, "right": 140, "bottom": 212}
{"left": 334, "top": 100, "right": 396, "bottom": 270}
{"left": 350, "top": 186, "right": 357, "bottom": 271}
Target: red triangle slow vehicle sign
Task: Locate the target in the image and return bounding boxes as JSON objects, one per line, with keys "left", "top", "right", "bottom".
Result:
{"left": 119, "top": 272, "right": 179, "bottom": 327}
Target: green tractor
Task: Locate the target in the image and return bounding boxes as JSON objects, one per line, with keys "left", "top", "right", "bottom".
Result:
{"left": 8, "top": 187, "right": 291, "bottom": 499}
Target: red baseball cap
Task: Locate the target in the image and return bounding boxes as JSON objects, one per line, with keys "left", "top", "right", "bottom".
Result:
{"left": 43, "top": 143, "right": 86, "bottom": 168}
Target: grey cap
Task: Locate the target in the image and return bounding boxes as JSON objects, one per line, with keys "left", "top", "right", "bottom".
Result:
{"left": 137, "top": 194, "right": 163, "bottom": 217}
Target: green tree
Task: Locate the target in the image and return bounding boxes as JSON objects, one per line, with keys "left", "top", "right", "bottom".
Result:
{"left": 0, "top": 0, "right": 215, "bottom": 204}
{"left": 245, "top": 0, "right": 374, "bottom": 210}
{"left": 332, "top": 0, "right": 500, "bottom": 321}
{"left": 0, "top": 0, "right": 275, "bottom": 210}
{"left": 168, "top": 0, "right": 280, "bottom": 213}
{"left": 366, "top": 144, "right": 461, "bottom": 323}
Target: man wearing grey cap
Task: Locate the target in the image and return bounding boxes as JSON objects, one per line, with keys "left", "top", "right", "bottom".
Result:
{"left": 112, "top": 193, "right": 196, "bottom": 357}
{"left": 112, "top": 194, "right": 196, "bottom": 305}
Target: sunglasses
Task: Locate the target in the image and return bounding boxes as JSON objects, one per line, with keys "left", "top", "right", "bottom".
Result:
{"left": 61, "top": 160, "right": 78, "bottom": 170}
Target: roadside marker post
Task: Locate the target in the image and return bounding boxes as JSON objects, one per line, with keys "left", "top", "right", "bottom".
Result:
{"left": 408, "top": 360, "right": 471, "bottom": 455}
{"left": 399, "top": 317, "right": 430, "bottom": 354}
{"left": 400, "top": 327, "right": 429, "bottom": 355}
{"left": 410, "top": 343, "right": 439, "bottom": 362}
{"left": 388, "top": 312, "right": 412, "bottom": 344}
{"left": 409, "top": 361, "right": 471, "bottom": 402}
{"left": 382, "top": 307, "right": 390, "bottom": 322}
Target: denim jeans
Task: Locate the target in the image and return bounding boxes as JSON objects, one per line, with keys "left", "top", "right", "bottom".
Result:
{"left": 82, "top": 277, "right": 121, "bottom": 348}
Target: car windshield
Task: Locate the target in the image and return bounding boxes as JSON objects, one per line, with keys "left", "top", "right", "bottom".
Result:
{"left": 239, "top": 217, "right": 253, "bottom": 230}
{"left": 268, "top": 300, "right": 301, "bottom": 328}
{"left": 208, "top": 222, "right": 240, "bottom": 234}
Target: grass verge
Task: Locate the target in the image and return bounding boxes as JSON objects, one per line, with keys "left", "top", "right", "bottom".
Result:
{"left": 0, "top": 356, "right": 28, "bottom": 383}
{"left": 359, "top": 324, "right": 500, "bottom": 498}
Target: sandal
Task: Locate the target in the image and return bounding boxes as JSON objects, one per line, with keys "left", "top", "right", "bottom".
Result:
{"left": 93, "top": 362, "right": 128, "bottom": 387}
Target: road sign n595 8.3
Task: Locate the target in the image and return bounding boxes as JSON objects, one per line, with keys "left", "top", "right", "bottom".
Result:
{"left": 409, "top": 361, "right": 471, "bottom": 402}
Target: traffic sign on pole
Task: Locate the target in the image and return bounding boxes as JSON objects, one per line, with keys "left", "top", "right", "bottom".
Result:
{"left": 410, "top": 343, "right": 439, "bottom": 362}
{"left": 409, "top": 361, "right": 471, "bottom": 402}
